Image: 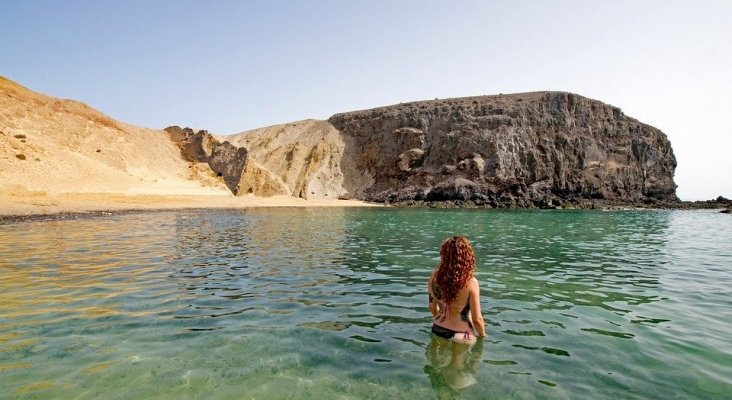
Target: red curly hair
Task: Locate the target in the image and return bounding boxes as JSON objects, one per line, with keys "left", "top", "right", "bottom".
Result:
{"left": 434, "top": 236, "right": 476, "bottom": 304}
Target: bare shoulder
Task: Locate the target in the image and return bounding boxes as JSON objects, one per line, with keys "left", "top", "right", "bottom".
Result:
{"left": 469, "top": 277, "right": 481, "bottom": 291}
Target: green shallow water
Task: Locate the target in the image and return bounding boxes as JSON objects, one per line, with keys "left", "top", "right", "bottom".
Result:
{"left": 0, "top": 208, "right": 730, "bottom": 399}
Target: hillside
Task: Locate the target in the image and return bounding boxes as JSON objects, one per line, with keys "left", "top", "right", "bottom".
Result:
{"left": 0, "top": 76, "right": 228, "bottom": 199}
{"left": 225, "top": 119, "right": 346, "bottom": 199}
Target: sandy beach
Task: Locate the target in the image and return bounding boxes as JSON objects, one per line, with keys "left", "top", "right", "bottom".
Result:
{"left": 0, "top": 189, "right": 379, "bottom": 218}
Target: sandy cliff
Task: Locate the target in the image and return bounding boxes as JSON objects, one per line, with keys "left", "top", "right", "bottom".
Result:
{"left": 0, "top": 76, "right": 228, "bottom": 198}
{"left": 164, "top": 120, "right": 348, "bottom": 200}
{"left": 226, "top": 120, "right": 346, "bottom": 199}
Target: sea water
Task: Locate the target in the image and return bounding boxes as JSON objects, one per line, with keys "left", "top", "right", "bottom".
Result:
{"left": 0, "top": 208, "right": 730, "bottom": 399}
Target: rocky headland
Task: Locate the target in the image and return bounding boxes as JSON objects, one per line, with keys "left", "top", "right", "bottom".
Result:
{"left": 330, "top": 92, "right": 678, "bottom": 208}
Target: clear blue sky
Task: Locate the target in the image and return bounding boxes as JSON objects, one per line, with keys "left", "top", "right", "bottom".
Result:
{"left": 1, "top": 0, "right": 730, "bottom": 200}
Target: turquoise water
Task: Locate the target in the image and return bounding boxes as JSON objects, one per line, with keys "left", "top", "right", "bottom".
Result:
{"left": 1, "top": 208, "right": 731, "bottom": 399}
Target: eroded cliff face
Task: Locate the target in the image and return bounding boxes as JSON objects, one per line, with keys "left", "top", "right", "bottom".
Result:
{"left": 168, "top": 91, "right": 677, "bottom": 207}
{"left": 329, "top": 92, "right": 677, "bottom": 206}
{"left": 166, "top": 120, "right": 347, "bottom": 199}
{"left": 225, "top": 120, "right": 346, "bottom": 199}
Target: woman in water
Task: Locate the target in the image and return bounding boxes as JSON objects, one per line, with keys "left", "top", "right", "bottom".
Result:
{"left": 428, "top": 236, "right": 486, "bottom": 343}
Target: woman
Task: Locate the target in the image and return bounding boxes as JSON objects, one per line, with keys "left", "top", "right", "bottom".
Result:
{"left": 428, "top": 236, "right": 486, "bottom": 343}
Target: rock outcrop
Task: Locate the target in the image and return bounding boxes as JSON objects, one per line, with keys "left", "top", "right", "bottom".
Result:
{"left": 165, "top": 122, "right": 342, "bottom": 198}
{"left": 165, "top": 126, "right": 248, "bottom": 195}
{"left": 168, "top": 92, "right": 678, "bottom": 207}
{"left": 329, "top": 92, "right": 678, "bottom": 207}
{"left": 225, "top": 119, "right": 346, "bottom": 199}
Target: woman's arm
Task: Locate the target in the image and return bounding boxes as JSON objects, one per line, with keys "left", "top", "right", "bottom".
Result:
{"left": 468, "top": 277, "right": 486, "bottom": 336}
{"left": 427, "top": 274, "right": 439, "bottom": 317}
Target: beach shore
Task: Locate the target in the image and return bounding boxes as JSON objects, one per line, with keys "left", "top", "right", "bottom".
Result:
{"left": 0, "top": 189, "right": 380, "bottom": 219}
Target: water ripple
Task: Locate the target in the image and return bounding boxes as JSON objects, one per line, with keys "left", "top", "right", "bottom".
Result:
{"left": 0, "top": 209, "right": 731, "bottom": 399}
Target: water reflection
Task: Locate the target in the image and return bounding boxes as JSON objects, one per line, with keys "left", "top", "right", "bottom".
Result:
{"left": 424, "top": 336, "right": 484, "bottom": 398}
{"left": 0, "top": 213, "right": 180, "bottom": 325}
{"left": 166, "top": 209, "right": 352, "bottom": 326}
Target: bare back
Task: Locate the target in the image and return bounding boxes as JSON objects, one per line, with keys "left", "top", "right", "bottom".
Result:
{"left": 429, "top": 273, "right": 475, "bottom": 334}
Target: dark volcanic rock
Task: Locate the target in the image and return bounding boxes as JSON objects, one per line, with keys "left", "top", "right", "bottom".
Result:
{"left": 164, "top": 126, "right": 213, "bottom": 162}
{"left": 208, "top": 141, "right": 248, "bottom": 194}
{"left": 330, "top": 92, "right": 678, "bottom": 206}
{"left": 682, "top": 196, "right": 732, "bottom": 210}
{"left": 164, "top": 126, "right": 249, "bottom": 195}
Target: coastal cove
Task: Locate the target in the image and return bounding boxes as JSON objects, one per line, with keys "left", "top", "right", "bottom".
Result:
{"left": 3, "top": 5, "right": 732, "bottom": 400}
{"left": 1, "top": 208, "right": 730, "bottom": 399}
